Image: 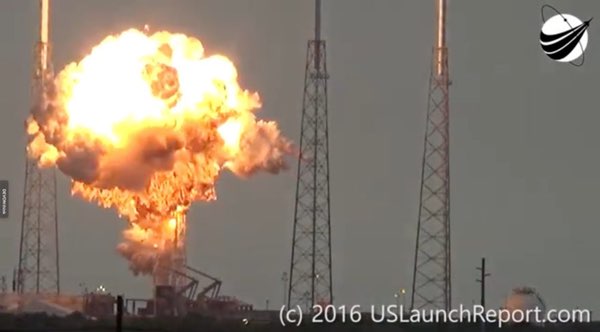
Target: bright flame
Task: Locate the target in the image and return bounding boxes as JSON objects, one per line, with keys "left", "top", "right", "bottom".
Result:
{"left": 168, "top": 218, "right": 177, "bottom": 230}
{"left": 218, "top": 118, "right": 243, "bottom": 153}
{"left": 27, "top": 29, "right": 292, "bottom": 277}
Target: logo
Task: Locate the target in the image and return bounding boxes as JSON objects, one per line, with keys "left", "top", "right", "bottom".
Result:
{"left": 0, "top": 180, "right": 7, "bottom": 219}
{"left": 540, "top": 5, "right": 592, "bottom": 66}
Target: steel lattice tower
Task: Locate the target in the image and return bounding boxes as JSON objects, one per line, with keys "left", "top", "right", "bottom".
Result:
{"left": 410, "top": 0, "right": 451, "bottom": 310}
{"left": 287, "top": 0, "right": 333, "bottom": 312}
{"left": 17, "top": 0, "right": 60, "bottom": 295}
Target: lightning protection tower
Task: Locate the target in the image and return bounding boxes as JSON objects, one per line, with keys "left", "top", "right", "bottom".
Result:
{"left": 411, "top": 0, "right": 451, "bottom": 310}
{"left": 17, "top": 0, "right": 60, "bottom": 294}
{"left": 287, "top": 0, "right": 333, "bottom": 312}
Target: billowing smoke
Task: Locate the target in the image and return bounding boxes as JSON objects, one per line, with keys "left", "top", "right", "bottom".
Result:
{"left": 26, "top": 29, "right": 292, "bottom": 275}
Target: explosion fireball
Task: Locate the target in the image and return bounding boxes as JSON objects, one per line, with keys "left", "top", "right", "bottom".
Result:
{"left": 26, "top": 29, "right": 292, "bottom": 277}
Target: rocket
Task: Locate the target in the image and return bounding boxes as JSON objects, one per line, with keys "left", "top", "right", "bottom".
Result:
{"left": 38, "top": 0, "right": 50, "bottom": 76}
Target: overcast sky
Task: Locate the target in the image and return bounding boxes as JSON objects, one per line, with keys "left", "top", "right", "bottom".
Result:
{"left": 1, "top": 0, "right": 600, "bottom": 313}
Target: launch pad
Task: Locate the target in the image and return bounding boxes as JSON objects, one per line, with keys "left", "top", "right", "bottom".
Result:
{"left": 1, "top": 265, "right": 251, "bottom": 319}
{"left": 85, "top": 264, "right": 252, "bottom": 319}
{"left": 6, "top": 210, "right": 251, "bottom": 319}
{"left": 10, "top": 0, "right": 288, "bottom": 322}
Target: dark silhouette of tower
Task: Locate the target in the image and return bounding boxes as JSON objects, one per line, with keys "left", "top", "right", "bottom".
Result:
{"left": 17, "top": 0, "right": 60, "bottom": 294}
{"left": 411, "top": 0, "right": 451, "bottom": 310}
{"left": 287, "top": 0, "right": 332, "bottom": 312}
{"left": 476, "top": 258, "right": 490, "bottom": 308}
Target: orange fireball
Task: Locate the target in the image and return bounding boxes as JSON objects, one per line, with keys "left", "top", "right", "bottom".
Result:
{"left": 27, "top": 29, "right": 291, "bottom": 276}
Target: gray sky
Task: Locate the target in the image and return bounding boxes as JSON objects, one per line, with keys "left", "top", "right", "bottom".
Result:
{"left": 1, "top": 0, "right": 600, "bottom": 313}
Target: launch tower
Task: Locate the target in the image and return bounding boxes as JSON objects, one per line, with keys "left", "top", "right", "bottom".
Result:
{"left": 410, "top": 0, "right": 452, "bottom": 310}
{"left": 287, "top": 0, "right": 333, "bottom": 312}
{"left": 17, "top": 0, "right": 60, "bottom": 295}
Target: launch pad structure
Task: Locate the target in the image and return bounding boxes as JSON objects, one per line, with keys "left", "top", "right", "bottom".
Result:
{"left": 17, "top": 0, "right": 60, "bottom": 296}
{"left": 287, "top": 0, "right": 334, "bottom": 313}
{"left": 147, "top": 212, "right": 226, "bottom": 317}
{"left": 411, "top": 0, "right": 452, "bottom": 311}
{"left": 153, "top": 212, "right": 187, "bottom": 289}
